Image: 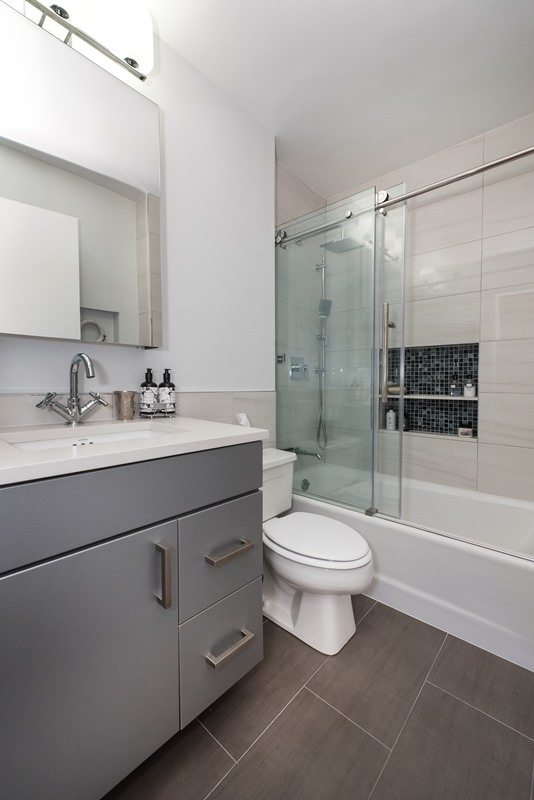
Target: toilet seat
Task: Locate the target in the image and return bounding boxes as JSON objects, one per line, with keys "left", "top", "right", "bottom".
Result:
{"left": 263, "top": 512, "right": 371, "bottom": 570}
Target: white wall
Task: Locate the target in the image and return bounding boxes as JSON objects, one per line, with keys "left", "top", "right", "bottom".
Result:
{"left": 0, "top": 7, "right": 275, "bottom": 394}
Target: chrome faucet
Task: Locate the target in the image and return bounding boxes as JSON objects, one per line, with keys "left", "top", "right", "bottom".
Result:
{"left": 36, "top": 353, "right": 108, "bottom": 425}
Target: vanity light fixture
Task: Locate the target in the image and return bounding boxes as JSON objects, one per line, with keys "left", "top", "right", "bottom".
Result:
{"left": 23, "top": 0, "right": 152, "bottom": 82}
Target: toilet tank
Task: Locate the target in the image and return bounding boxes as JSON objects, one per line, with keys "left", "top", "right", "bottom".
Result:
{"left": 262, "top": 448, "right": 297, "bottom": 522}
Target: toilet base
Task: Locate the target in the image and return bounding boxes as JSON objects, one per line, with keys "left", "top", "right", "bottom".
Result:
{"left": 262, "top": 564, "right": 357, "bottom": 655}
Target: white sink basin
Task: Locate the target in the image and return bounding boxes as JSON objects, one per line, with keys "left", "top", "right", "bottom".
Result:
{"left": 6, "top": 423, "right": 191, "bottom": 452}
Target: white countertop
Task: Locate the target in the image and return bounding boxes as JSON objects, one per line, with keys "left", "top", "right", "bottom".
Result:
{"left": 0, "top": 417, "right": 268, "bottom": 486}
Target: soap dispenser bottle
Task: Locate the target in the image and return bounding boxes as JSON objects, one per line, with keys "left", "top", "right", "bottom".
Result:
{"left": 140, "top": 369, "right": 158, "bottom": 417}
{"left": 158, "top": 368, "right": 176, "bottom": 416}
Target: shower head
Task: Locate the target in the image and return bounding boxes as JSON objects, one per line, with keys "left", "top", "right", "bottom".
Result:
{"left": 318, "top": 299, "right": 332, "bottom": 317}
{"left": 321, "top": 226, "right": 363, "bottom": 254}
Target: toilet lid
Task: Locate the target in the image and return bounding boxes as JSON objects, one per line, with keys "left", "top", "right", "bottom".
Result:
{"left": 263, "top": 512, "right": 369, "bottom": 563}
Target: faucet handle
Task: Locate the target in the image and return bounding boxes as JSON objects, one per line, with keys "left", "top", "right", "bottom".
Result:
{"left": 36, "top": 392, "right": 57, "bottom": 409}
{"left": 89, "top": 391, "right": 108, "bottom": 407}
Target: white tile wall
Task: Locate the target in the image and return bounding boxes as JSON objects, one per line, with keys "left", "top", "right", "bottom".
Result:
{"left": 407, "top": 188, "right": 483, "bottom": 256}
{"left": 482, "top": 170, "right": 534, "bottom": 238}
{"left": 406, "top": 240, "right": 481, "bottom": 301}
{"left": 275, "top": 163, "right": 325, "bottom": 226}
{"left": 481, "top": 283, "right": 534, "bottom": 341}
{"left": 478, "top": 393, "right": 534, "bottom": 448}
{"left": 481, "top": 227, "right": 534, "bottom": 290}
{"left": 404, "top": 292, "right": 480, "bottom": 347}
{"left": 478, "top": 443, "right": 534, "bottom": 502}
{"left": 379, "top": 431, "right": 477, "bottom": 490}
{"left": 479, "top": 340, "right": 534, "bottom": 394}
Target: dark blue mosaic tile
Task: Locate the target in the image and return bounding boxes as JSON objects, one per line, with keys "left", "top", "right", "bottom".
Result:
{"left": 387, "top": 343, "right": 479, "bottom": 436}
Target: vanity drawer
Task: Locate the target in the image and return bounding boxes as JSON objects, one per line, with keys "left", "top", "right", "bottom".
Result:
{"left": 178, "top": 492, "right": 262, "bottom": 623}
{"left": 179, "top": 578, "right": 263, "bottom": 727}
{"left": 0, "top": 442, "right": 262, "bottom": 574}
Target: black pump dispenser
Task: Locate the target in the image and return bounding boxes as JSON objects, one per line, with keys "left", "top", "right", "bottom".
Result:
{"left": 140, "top": 368, "right": 158, "bottom": 417}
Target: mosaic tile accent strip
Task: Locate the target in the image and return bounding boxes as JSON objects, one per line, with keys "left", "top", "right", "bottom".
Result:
{"left": 386, "top": 343, "right": 479, "bottom": 437}
{"left": 388, "top": 344, "right": 478, "bottom": 396}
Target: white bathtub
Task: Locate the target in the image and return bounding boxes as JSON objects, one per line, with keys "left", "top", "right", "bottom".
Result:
{"left": 292, "top": 487, "right": 534, "bottom": 671}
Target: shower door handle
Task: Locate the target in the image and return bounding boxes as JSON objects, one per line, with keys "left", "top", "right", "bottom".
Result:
{"left": 381, "top": 303, "right": 396, "bottom": 403}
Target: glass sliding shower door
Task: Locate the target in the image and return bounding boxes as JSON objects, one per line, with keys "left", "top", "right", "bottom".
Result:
{"left": 373, "top": 185, "right": 406, "bottom": 518}
{"left": 276, "top": 187, "right": 378, "bottom": 513}
{"left": 275, "top": 186, "right": 406, "bottom": 518}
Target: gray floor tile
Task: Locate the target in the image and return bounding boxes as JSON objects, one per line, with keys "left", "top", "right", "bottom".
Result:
{"left": 103, "top": 721, "right": 233, "bottom": 800}
{"left": 371, "top": 683, "right": 534, "bottom": 800}
{"left": 308, "top": 603, "right": 445, "bottom": 746}
{"left": 429, "top": 635, "right": 534, "bottom": 739}
{"left": 200, "top": 620, "right": 326, "bottom": 759}
{"left": 352, "top": 593, "right": 376, "bottom": 624}
{"left": 210, "top": 688, "right": 388, "bottom": 800}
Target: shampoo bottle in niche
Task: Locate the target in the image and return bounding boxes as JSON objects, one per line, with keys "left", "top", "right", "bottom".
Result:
{"left": 386, "top": 408, "right": 397, "bottom": 431}
{"left": 140, "top": 369, "right": 158, "bottom": 417}
{"left": 158, "top": 368, "right": 176, "bottom": 416}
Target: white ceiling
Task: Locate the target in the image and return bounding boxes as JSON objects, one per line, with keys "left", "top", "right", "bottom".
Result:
{"left": 146, "top": 0, "right": 534, "bottom": 198}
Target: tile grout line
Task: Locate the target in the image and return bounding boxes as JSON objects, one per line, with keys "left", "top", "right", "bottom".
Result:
{"left": 201, "top": 686, "right": 307, "bottom": 800}
{"left": 304, "top": 686, "right": 391, "bottom": 751}
{"left": 355, "top": 599, "right": 378, "bottom": 628}
{"left": 196, "top": 719, "right": 237, "bottom": 763}
{"left": 201, "top": 655, "right": 330, "bottom": 800}
{"left": 366, "top": 632, "right": 449, "bottom": 800}
{"left": 425, "top": 680, "right": 534, "bottom": 743}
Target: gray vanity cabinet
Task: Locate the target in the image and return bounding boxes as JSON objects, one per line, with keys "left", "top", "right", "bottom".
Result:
{"left": 0, "top": 520, "right": 179, "bottom": 800}
{"left": 0, "top": 441, "right": 264, "bottom": 800}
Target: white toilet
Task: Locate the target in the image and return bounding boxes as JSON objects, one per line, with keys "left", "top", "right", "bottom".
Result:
{"left": 262, "top": 448, "right": 373, "bottom": 655}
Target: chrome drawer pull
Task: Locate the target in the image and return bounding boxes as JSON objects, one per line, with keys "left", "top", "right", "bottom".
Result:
{"left": 205, "top": 628, "right": 255, "bottom": 669}
{"left": 204, "top": 538, "right": 254, "bottom": 567}
{"left": 155, "top": 543, "right": 172, "bottom": 609}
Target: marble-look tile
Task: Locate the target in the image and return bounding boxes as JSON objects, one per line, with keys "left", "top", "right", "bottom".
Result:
{"left": 404, "top": 292, "right": 480, "bottom": 347}
{"left": 137, "top": 273, "right": 151, "bottom": 315}
{"left": 231, "top": 392, "right": 276, "bottom": 439}
{"left": 481, "top": 226, "right": 534, "bottom": 290}
{"left": 407, "top": 188, "right": 482, "bottom": 256}
{"left": 276, "top": 389, "right": 317, "bottom": 437}
{"left": 176, "top": 392, "right": 234, "bottom": 423}
{"left": 478, "top": 393, "right": 534, "bottom": 447}
{"left": 151, "top": 313, "right": 162, "bottom": 348}
{"left": 136, "top": 233, "right": 149, "bottom": 277}
{"left": 482, "top": 170, "right": 534, "bottom": 239}
{"left": 328, "top": 308, "right": 373, "bottom": 351}
{"left": 401, "top": 136, "right": 483, "bottom": 210}
{"left": 379, "top": 431, "right": 477, "bottom": 490}
{"left": 148, "top": 233, "right": 161, "bottom": 275}
{"left": 479, "top": 339, "right": 534, "bottom": 393}
{"left": 276, "top": 162, "right": 325, "bottom": 226}
{"left": 478, "top": 443, "right": 534, "bottom": 501}
{"left": 481, "top": 283, "right": 534, "bottom": 341}
{"left": 483, "top": 112, "right": 534, "bottom": 184}
{"left": 147, "top": 194, "right": 160, "bottom": 237}
{"left": 406, "top": 240, "right": 481, "bottom": 301}
{"left": 138, "top": 312, "right": 151, "bottom": 347}
{"left": 406, "top": 434, "right": 477, "bottom": 489}
{"left": 135, "top": 195, "right": 148, "bottom": 239}
{"left": 150, "top": 273, "right": 162, "bottom": 315}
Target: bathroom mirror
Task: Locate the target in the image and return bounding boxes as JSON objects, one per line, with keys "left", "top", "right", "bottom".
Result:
{"left": 0, "top": 8, "right": 161, "bottom": 347}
